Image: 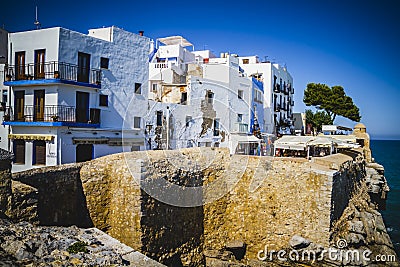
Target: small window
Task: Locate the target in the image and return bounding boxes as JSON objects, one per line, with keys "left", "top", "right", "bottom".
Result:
{"left": 242, "top": 59, "right": 249, "bottom": 64}
{"left": 181, "top": 92, "right": 187, "bottom": 105}
{"left": 13, "top": 140, "right": 25, "bottom": 164}
{"left": 238, "top": 90, "right": 243, "bottom": 100}
{"left": 131, "top": 145, "right": 140, "bottom": 151}
{"left": 156, "top": 111, "right": 163, "bottom": 126}
{"left": 2, "top": 89, "right": 8, "bottom": 103}
{"left": 186, "top": 116, "right": 192, "bottom": 127}
{"left": 99, "top": 94, "right": 108, "bottom": 107}
{"left": 100, "top": 57, "right": 109, "bottom": 69}
{"left": 135, "top": 83, "right": 142, "bottom": 94}
{"left": 33, "top": 140, "right": 46, "bottom": 165}
{"left": 152, "top": 83, "right": 158, "bottom": 92}
{"left": 134, "top": 117, "right": 141, "bottom": 128}
{"left": 206, "top": 91, "right": 214, "bottom": 104}
{"left": 213, "top": 118, "right": 220, "bottom": 136}
{"left": 237, "top": 114, "right": 243, "bottom": 122}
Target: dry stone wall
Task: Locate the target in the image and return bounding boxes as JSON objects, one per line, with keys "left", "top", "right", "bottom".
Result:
{"left": 2, "top": 147, "right": 395, "bottom": 266}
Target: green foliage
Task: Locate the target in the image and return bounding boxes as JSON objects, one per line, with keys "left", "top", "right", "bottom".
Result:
{"left": 303, "top": 83, "right": 361, "bottom": 123}
{"left": 305, "top": 109, "right": 332, "bottom": 132}
{"left": 67, "top": 241, "right": 88, "bottom": 254}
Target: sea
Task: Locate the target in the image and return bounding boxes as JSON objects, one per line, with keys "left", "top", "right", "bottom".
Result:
{"left": 370, "top": 140, "right": 400, "bottom": 255}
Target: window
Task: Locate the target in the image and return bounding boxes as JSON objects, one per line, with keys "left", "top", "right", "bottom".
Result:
{"left": 238, "top": 90, "right": 243, "bottom": 99}
{"left": 237, "top": 114, "right": 243, "bottom": 122}
{"left": 242, "top": 59, "right": 249, "bottom": 64}
{"left": 186, "top": 116, "right": 192, "bottom": 127}
{"left": 134, "top": 117, "right": 141, "bottom": 128}
{"left": 100, "top": 57, "right": 109, "bottom": 69}
{"left": 206, "top": 91, "right": 214, "bottom": 104}
{"left": 99, "top": 94, "right": 108, "bottom": 107}
{"left": 156, "top": 111, "right": 163, "bottom": 126}
{"left": 13, "top": 140, "right": 25, "bottom": 164}
{"left": 131, "top": 146, "right": 140, "bottom": 151}
{"left": 181, "top": 92, "right": 187, "bottom": 105}
{"left": 135, "top": 83, "right": 142, "bottom": 94}
{"left": 1, "top": 90, "right": 7, "bottom": 110}
{"left": 152, "top": 83, "right": 158, "bottom": 92}
{"left": 33, "top": 140, "right": 46, "bottom": 165}
{"left": 213, "top": 119, "right": 220, "bottom": 136}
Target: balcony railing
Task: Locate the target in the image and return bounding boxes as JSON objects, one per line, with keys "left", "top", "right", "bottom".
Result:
{"left": 273, "top": 84, "right": 280, "bottom": 93}
{"left": 4, "top": 61, "right": 101, "bottom": 86}
{"left": 3, "top": 105, "right": 100, "bottom": 125}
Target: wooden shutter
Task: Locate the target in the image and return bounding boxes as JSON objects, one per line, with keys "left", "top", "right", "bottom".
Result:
{"left": 14, "top": 140, "right": 25, "bottom": 164}
{"left": 34, "top": 141, "right": 46, "bottom": 165}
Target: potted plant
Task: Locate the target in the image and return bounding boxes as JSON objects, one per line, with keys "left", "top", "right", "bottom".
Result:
{"left": 54, "top": 71, "right": 60, "bottom": 79}
{"left": 5, "top": 74, "right": 12, "bottom": 81}
{"left": 51, "top": 115, "right": 59, "bottom": 122}
{"left": 3, "top": 114, "right": 10, "bottom": 121}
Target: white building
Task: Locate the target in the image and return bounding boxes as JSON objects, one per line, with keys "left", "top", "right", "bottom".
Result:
{"left": 145, "top": 37, "right": 263, "bottom": 155}
{"left": 238, "top": 56, "right": 294, "bottom": 134}
{"left": 0, "top": 28, "right": 9, "bottom": 151}
{"left": 2, "top": 26, "right": 150, "bottom": 172}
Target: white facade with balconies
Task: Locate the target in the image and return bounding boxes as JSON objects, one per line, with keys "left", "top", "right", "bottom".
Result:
{"left": 2, "top": 26, "right": 149, "bottom": 172}
{"left": 145, "top": 37, "right": 264, "bottom": 155}
{"left": 238, "top": 56, "right": 294, "bottom": 134}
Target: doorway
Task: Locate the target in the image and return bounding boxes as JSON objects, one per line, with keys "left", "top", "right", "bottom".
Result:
{"left": 76, "top": 144, "right": 93, "bottom": 162}
{"left": 34, "top": 90, "right": 45, "bottom": 121}
{"left": 77, "top": 52, "right": 90, "bottom": 83}
{"left": 14, "top": 91, "right": 25, "bottom": 121}
{"left": 76, "top": 91, "right": 89, "bottom": 123}
{"left": 34, "top": 49, "right": 46, "bottom": 79}
{"left": 15, "top": 51, "right": 25, "bottom": 80}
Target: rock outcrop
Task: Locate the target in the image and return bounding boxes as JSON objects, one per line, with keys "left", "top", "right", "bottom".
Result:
{"left": 0, "top": 219, "right": 165, "bottom": 266}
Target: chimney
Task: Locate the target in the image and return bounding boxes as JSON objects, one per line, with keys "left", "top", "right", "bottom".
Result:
{"left": 139, "top": 30, "right": 144, "bottom": 36}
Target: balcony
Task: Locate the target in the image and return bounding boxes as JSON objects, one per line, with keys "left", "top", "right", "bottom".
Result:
{"left": 2, "top": 105, "right": 100, "bottom": 128}
{"left": 236, "top": 123, "right": 248, "bottom": 133}
{"left": 3, "top": 61, "right": 101, "bottom": 88}
{"left": 283, "top": 86, "right": 289, "bottom": 95}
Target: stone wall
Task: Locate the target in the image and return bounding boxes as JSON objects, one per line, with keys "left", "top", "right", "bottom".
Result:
{"left": 76, "top": 148, "right": 367, "bottom": 265}
{"left": 12, "top": 163, "right": 92, "bottom": 227}
{"left": 2, "top": 147, "right": 396, "bottom": 266}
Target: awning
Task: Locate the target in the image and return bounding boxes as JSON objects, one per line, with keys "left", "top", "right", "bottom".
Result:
{"left": 108, "top": 138, "right": 144, "bottom": 146}
{"left": 274, "top": 144, "right": 306, "bottom": 151}
{"left": 9, "top": 134, "right": 54, "bottom": 141}
{"left": 72, "top": 138, "right": 108, "bottom": 145}
{"left": 231, "top": 134, "right": 261, "bottom": 143}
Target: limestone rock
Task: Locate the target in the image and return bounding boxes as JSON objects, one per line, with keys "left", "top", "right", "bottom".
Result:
{"left": 289, "top": 235, "right": 311, "bottom": 249}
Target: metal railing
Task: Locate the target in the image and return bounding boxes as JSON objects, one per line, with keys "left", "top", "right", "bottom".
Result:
{"left": 3, "top": 105, "right": 100, "bottom": 124}
{"left": 4, "top": 61, "right": 101, "bottom": 85}
{"left": 273, "top": 84, "right": 280, "bottom": 93}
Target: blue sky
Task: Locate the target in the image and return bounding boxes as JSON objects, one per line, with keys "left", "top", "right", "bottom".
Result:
{"left": 2, "top": 0, "right": 400, "bottom": 139}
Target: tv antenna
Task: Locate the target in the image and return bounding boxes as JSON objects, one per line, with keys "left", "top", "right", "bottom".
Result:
{"left": 34, "top": 5, "right": 41, "bottom": 29}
